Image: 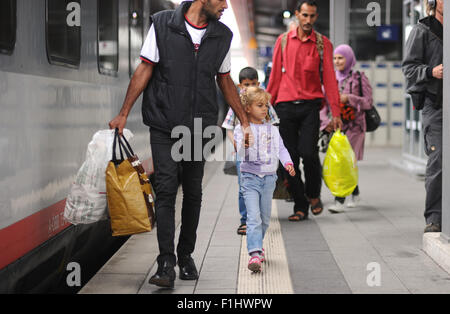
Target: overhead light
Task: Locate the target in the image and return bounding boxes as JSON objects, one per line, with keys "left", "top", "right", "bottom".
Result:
{"left": 283, "top": 10, "right": 291, "bottom": 19}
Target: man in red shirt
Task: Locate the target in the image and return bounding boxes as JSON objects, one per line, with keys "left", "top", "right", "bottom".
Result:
{"left": 267, "top": 0, "right": 342, "bottom": 221}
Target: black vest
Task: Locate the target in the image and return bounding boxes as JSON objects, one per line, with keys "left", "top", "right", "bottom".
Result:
{"left": 142, "top": 2, "right": 233, "bottom": 133}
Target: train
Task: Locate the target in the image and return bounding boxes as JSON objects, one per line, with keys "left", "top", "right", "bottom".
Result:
{"left": 0, "top": 0, "right": 228, "bottom": 293}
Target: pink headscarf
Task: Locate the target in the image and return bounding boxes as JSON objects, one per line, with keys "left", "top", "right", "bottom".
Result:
{"left": 334, "top": 44, "right": 356, "bottom": 84}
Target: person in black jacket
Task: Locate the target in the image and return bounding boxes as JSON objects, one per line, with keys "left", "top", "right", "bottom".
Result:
{"left": 109, "top": 0, "right": 249, "bottom": 289}
{"left": 402, "top": 0, "right": 443, "bottom": 233}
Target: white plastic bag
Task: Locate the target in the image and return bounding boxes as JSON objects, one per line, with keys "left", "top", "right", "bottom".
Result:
{"left": 64, "top": 129, "right": 133, "bottom": 225}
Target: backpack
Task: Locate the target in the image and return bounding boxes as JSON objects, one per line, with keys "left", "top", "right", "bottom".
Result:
{"left": 280, "top": 30, "right": 324, "bottom": 83}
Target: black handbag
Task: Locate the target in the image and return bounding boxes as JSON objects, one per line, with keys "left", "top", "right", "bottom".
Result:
{"left": 353, "top": 71, "right": 381, "bottom": 133}
{"left": 365, "top": 106, "right": 381, "bottom": 132}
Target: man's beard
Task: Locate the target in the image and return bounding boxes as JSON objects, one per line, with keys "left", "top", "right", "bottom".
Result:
{"left": 301, "top": 24, "right": 313, "bottom": 34}
{"left": 202, "top": 4, "right": 220, "bottom": 21}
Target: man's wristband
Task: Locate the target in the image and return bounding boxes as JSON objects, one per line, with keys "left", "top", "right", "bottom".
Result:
{"left": 426, "top": 66, "right": 434, "bottom": 79}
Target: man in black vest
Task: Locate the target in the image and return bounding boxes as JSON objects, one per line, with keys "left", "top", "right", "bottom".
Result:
{"left": 109, "top": 0, "right": 248, "bottom": 288}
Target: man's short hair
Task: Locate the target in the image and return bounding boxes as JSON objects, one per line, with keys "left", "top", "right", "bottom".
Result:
{"left": 296, "top": 0, "right": 318, "bottom": 11}
{"left": 239, "top": 67, "right": 259, "bottom": 83}
{"left": 424, "top": 0, "right": 436, "bottom": 16}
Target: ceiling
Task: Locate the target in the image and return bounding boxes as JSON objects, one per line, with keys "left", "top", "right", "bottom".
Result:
{"left": 231, "top": 0, "right": 331, "bottom": 68}
{"left": 230, "top": 0, "right": 295, "bottom": 67}
{"left": 253, "top": 0, "right": 298, "bottom": 47}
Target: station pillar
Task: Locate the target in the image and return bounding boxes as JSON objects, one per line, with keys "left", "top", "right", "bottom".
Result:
{"left": 443, "top": 2, "right": 450, "bottom": 241}
{"left": 330, "top": 0, "right": 349, "bottom": 46}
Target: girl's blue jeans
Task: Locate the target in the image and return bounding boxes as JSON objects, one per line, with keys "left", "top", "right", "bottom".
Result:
{"left": 240, "top": 172, "right": 277, "bottom": 255}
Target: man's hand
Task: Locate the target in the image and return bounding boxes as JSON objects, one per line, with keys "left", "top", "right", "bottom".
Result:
{"left": 332, "top": 116, "right": 343, "bottom": 131}
{"left": 109, "top": 114, "right": 127, "bottom": 135}
{"left": 325, "top": 122, "right": 334, "bottom": 133}
{"left": 340, "top": 94, "right": 349, "bottom": 104}
{"left": 285, "top": 164, "right": 296, "bottom": 177}
{"left": 433, "top": 64, "right": 443, "bottom": 80}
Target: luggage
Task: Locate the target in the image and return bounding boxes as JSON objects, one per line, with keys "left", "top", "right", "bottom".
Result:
{"left": 64, "top": 129, "right": 133, "bottom": 225}
{"left": 105, "top": 129, "right": 155, "bottom": 236}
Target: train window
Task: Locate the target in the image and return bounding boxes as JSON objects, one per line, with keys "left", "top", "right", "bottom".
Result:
{"left": 46, "top": 0, "right": 81, "bottom": 68}
{"left": 98, "top": 0, "right": 119, "bottom": 76}
{"left": 0, "top": 0, "right": 17, "bottom": 55}
{"left": 129, "top": 0, "right": 144, "bottom": 77}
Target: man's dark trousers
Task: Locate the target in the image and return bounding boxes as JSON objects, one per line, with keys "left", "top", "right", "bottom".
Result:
{"left": 150, "top": 128, "right": 206, "bottom": 266}
{"left": 422, "top": 104, "right": 442, "bottom": 226}
{"left": 276, "top": 100, "right": 322, "bottom": 217}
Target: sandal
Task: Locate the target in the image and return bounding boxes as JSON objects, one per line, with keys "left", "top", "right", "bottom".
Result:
{"left": 310, "top": 199, "right": 324, "bottom": 216}
{"left": 237, "top": 224, "right": 247, "bottom": 235}
{"left": 288, "top": 211, "right": 307, "bottom": 222}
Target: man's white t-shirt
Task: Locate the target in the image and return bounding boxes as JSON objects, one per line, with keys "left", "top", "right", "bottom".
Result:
{"left": 140, "top": 17, "right": 231, "bottom": 75}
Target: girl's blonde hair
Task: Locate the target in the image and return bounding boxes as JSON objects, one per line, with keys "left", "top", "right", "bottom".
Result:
{"left": 239, "top": 87, "right": 272, "bottom": 122}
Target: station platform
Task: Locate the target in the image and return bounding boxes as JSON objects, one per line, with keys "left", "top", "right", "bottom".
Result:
{"left": 79, "top": 146, "right": 450, "bottom": 294}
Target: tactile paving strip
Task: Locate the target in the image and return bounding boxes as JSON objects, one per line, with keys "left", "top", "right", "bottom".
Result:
{"left": 237, "top": 201, "right": 294, "bottom": 294}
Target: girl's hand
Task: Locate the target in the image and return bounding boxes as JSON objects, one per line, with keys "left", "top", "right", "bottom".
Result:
{"left": 243, "top": 127, "right": 254, "bottom": 148}
{"left": 285, "top": 164, "right": 296, "bottom": 177}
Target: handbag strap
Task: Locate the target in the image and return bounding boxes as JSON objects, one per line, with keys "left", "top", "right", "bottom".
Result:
{"left": 119, "top": 132, "right": 135, "bottom": 157}
{"left": 348, "top": 71, "right": 364, "bottom": 97}
{"left": 112, "top": 128, "right": 135, "bottom": 163}
{"left": 117, "top": 134, "right": 133, "bottom": 160}
{"left": 112, "top": 128, "right": 125, "bottom": 163}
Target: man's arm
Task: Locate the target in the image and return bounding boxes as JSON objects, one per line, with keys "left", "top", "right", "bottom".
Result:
{"left": 266, "top": 35, "right": 283, "bottom": 105}
{"left": 217, "top": 74, "right": 249, "bottom": 129}
{"left": 321, "top": 39, "right": 343, "bottom": 130}
{"left": 109, "top": 62, "right": 154, "bottom": 134}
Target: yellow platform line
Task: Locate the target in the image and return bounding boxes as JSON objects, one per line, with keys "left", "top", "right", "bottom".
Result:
{"left": 237, "top": 201, "right": 294, "bottom": 294}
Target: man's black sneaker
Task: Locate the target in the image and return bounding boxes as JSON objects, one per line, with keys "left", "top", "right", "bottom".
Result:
{"left": 178, "top": 255, "right": 199, "bottom": 280}
{"left": 424, "top": 223, "right": 442, "bottom": 233}
{"left": 148, "top": 261, "right": 176, "bottom": 288}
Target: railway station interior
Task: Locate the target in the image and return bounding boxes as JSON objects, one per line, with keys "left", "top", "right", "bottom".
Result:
{"left": 1, "top": 0, "right": 450, "bottom": 295}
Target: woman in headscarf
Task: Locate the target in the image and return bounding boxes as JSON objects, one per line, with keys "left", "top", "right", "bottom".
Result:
{"left": 321, "top": 44, "right": 373, "bottom": 213}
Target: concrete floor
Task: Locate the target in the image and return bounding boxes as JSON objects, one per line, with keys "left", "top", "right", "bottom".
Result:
{"left": 80, "top": 147, "right": 450, "bottom": 294}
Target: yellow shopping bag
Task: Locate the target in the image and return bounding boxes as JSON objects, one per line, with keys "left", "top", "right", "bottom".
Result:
{"left": 105, "top": 129, "right": 154, "bottom": 237}
{"left": 322, "top": 130, "right": 358, "bottom": 198}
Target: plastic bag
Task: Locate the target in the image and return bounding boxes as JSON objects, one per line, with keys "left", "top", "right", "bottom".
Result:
{"left": 64, "top": 129, "right": 133, "bottom": 225}
{"left": 322, "top": 130, "right": 358, "bottom": 198}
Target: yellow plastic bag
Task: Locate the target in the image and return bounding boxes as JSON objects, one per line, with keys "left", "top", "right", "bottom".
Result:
{"left": 322, "top": 130, "right": 358, "bottom": 198}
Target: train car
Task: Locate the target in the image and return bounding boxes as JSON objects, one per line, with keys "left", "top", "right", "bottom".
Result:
{"left": 0, "top": 0, "right": 229, "bottom": 293}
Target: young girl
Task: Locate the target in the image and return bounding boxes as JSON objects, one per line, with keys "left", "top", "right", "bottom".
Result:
{"left": 221, "top": 67, "right": 280, "bottom": 236}
{"left": 234, "top": 87, "right": 295, "bottom": 273}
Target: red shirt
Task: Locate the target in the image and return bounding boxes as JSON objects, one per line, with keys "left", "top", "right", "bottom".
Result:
{"left": 267, "top": 28, "right": 340, "bottom": 117}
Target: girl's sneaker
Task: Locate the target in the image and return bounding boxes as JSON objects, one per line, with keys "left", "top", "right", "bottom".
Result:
{"left": 248, "top": 256, "right": 262, "bottom": 273}
{"left": 260, "top": 249, "right": 265, "bottom": 263}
